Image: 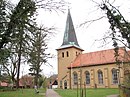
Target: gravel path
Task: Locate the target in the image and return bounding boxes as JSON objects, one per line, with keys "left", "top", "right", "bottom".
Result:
{"left": 45, "top": 89, "right": 61, "bottom": 97}
{"left": 106, "top": 94, "right": 119, "bottom": 97}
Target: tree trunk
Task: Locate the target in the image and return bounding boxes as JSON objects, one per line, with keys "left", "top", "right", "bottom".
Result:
{"left": 16, "top": 32, "right": 22, "bottom": 89}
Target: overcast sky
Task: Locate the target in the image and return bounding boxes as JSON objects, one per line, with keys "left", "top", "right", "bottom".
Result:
{"left": 12, "top": 0, "right": 130, "bottom": 77}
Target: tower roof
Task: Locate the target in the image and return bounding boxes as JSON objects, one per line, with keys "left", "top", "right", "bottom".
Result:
{"left": 57, "top": 9, "right": 83, "bottom": 50}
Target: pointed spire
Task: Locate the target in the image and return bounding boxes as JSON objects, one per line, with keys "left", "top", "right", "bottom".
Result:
{"left": 57, "top": 9, "right": 83, "bottom": 51}
{"left": 62, "top": 9, "right": 79, "bottom": 46}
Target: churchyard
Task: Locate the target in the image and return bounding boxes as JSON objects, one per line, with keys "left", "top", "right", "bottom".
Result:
{"left": 0, "top": 88, "right": 119, "bottom": 97}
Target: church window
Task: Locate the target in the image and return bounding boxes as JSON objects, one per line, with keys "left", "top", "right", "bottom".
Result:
{"left": 62, "top": 52, "right": 64, "bottom": 58}
{"left": 112, "top": 69, "right": 118, "bottom": 84}
{"left": 66, "top": 51, "right": 69, "bottom": 57}
{"left": 60, "top": 81, "right": 62, "bottom": 88}
{"left": 64, "top": 80, "right": 67, "bottom": 89}
{"left": 98, "top": 70, "right": 103, "bottom": 84}
{"left": 73, "top": 72, "right": 78, "bottom": 85}
{"left": 85, "top": 71, "right": 90, "bottom": 84}
{"left": 76, "top": 52, "right": 78, "bottom": 56}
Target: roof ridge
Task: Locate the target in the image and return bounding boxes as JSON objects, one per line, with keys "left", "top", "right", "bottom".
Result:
{"left": 83, "top": 47, "right": 126, "bottom": 55}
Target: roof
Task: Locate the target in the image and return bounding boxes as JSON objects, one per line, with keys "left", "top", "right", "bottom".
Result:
{"left": 52, "top": 80, "right": 58, "bottom": 85}
{"left": 47, "top": 74, "right": 58, "bottom": 86}
{"left": 19, "top": 82, "right": 24, "bottom": 86}
{"left": 57, "top": 9, "right": 82, "bottom": 50}
{"left": 68, "top": 47, "right": 130, "bottom": 68}
{"left": 0, "top": 82, "right": 8, "bottom": 87}
{"left": 57, "top": 44, "right": 84, "bottom": 51}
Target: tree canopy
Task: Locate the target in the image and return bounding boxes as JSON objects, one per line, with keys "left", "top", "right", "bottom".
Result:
{"left": 0, "top": 0, "right": 67, "bottom": 88}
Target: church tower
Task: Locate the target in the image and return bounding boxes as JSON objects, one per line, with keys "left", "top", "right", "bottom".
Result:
{"left": 56, "top": 10, "right": 83, "bottom": 89}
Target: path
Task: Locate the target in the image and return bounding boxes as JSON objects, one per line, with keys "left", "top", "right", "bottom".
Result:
{"left": 45, "top": 89, "right": 61, "bottom": 97}
{"left": 106, "top": 94, "right": 119, "bottom": 97}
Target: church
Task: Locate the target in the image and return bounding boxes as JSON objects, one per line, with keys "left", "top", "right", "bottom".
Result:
{"left": 56, "top": 10, "right": 130, "bottom": 89}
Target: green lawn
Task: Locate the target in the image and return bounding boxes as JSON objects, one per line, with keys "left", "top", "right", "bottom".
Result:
{"left": 55, "top": 88, "right": 119, "bottom": 97}
{"left": 0, "top": 88, "right": 45, "bottom": 97}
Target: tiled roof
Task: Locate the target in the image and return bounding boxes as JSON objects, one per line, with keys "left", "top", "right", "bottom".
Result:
{"left": 0, "top": 82, "right": 8, "bottom": 87}
{"left": 68, "top": 47, "right": 130, "bottom": 68}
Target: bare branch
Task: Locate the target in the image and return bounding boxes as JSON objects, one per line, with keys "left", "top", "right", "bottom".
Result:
{"left": 36, "top": 0, "right": 69, "bottom": 13}
{"left": 80, "top": 16, "right": 105, "bottom": 27}
{"left": 91, "top": 0, "right": 100, "bottom": 5}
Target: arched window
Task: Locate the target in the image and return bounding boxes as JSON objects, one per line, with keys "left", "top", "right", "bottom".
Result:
{"left": 85, "top": 71, "right": 90, "bottom": 84}
{"left": 112, "top": 69, "right": 118, "bottom": 84}
{"left": 73, "top": 72, "right": 78, "bottom": 85}
{"left": 76, "top": 52, "right": 78, "bottom": 56}
{"left": 60, "top": 81, "right": 62, "bottom": 88}
{"left": 66, "top": 51, "right": 69, "bottom": 57}
{"left": 62, "top": 52, "right": 64, "bottom": 58}
{"left": 64, "top": 80, "right": 67, "bottom": 89}
{"left": 98, "top": 70, "right": 103, "bottom": 84}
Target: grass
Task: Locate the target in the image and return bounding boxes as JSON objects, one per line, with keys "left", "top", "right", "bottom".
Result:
{"left": 55, "top": 88, "right": 119, "bottom": 97}
{"left": 0, "top": 88, "right": 46, "bottom": 97}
